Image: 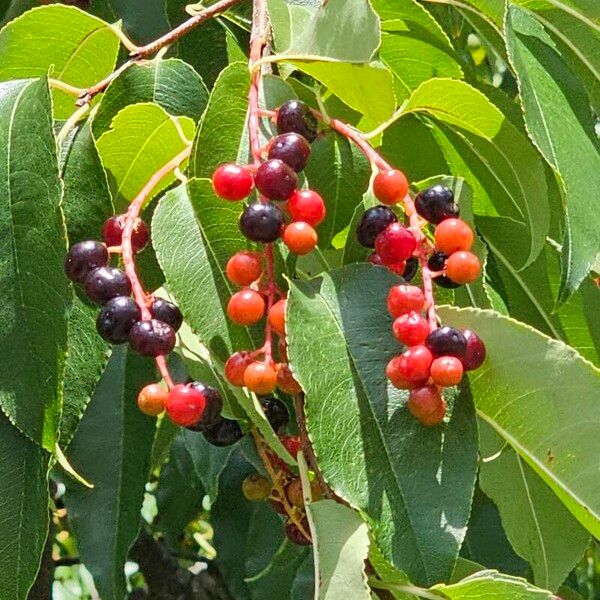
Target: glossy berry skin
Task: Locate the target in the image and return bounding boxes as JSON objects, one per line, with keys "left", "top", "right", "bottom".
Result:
{"left": 386, "top": 260, "right": 406, "bottom": 277}
{"left": 276, "top": 363, "right": 302, "bottom": 394}
{"left": 212, "top": 163, "right": 254, "bottom": 200}
{"left": 446, "top": 251, "right": 481, "bottom": 284}
{"left": 285, "top": 520, "right": 312, "bottom": 546}
{"left": 129, "top": 319, "right": 176, "bottom": 357}
{"left": 267, "top": 133, "right": 311, "bottom": 172}
{"left": 393, "top": 312, "right": 430, "bottom": 347}
{"left": 287, "top": 190, "right": 326, "bottom": 226}
{"left": 276, "top": 100, "right": 318, "bottom": 142}
{"left": 427, "top": 251, "right": 448, "bottom": 272}
{"left": 239, "top": 202, "right": 285, "bottom": 243}
{"left": 102, "top": 215, "right": 149, "bottom": 252}
{"left": 150, "top": 299, "right": 183, "bottom": 332}
{"left": 226, "top": 251, "right": 262, "bottom": 286}
{"left": 244, "top": 362, "right": 277, "bottom": 394}
{"left": 393, "top": 345, "right": 433, "bottom": 382}
{"left": 227, "top": 290, "right": 265, "bottom": 325}
{"left": 96, "top": 296, "right": 141, "bottom": 343}
{"left": 242, "top": 474, "right": 272, "bottom": 501}
{"left": 283, "top": 222, "right": 318, "bottom": 255}
{"left": 434, "top": 218, "right": 474, "bottom": 254}
{"left": 375, "top": 223, "right": 417, "bottom": 264}
{"left": 166, "top": 384, "right": 206, "bottom": 427}
{"left": 356, "top": 205, "right": 398, "bottom": 248}
{"left": 65, "top": 241, "right": 108, "bottom": 283}
{"left": 281, "top": 435, "right": 301, "bottom": 459}
{"left": 203, "top": 417, "right": 244, "bottom": 447}
{"left": 462, "top": 329, "right": 486, "bottom": 370}
{"left": 373, "top": 169, "right": 409, "bottom": 205}
{"left": 269, "top": 299, "right": 287, "bottom": 336}
{"left": 255, "top": 159, "right": 298, "bottom": 201}
{"left": 225, "top": 351, "right": 254, "bottom": 387}
{"left": 408, "top": 385, "right": 446, "bottom": 426}
{"left": 85, "top": 267, "right": 131, "bottom": 305}
{"left": 402, "top": 256, "right": 419, "bottom": 282}
{"left": 434, "top": 275, "right": 461, "bottom": 289}
{"left": 386, "top": 357, "right": 421, "bottom": 390}
{"left": 137, "top": 384, "right": 168, "bottom": 416}
{"left": 430, "top": 356, "right": 464, "bottom": 386}
{"left": 414, "top": 185, "right": 459, "bottom": 225}
{"left": 425, "top": 326, "right": 467, "bottom": 360}
{"left": 260, "top": 396, "right": 290, "bottom": 432}
{"left": 387, "top": 285, "right": 425, "bottom": 318}
{"left": 186, "top": 382, "right": 223, "bottom": 430}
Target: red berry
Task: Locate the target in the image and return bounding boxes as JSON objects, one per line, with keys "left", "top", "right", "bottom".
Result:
{"left": 226, "top": 251, "right": 263, "bottom": 286}
{"left": 394, "top": 345, "right": 433, "bottom": 382}
{"left": 281, "top": 434, "right": 301, "bottom": 459}
{"left": 386, "top": 356, "right": 421, "bottom": 389}
{"left": 225, "top": 351, "right": 254, "bottom": 387}
{"left": 137, "top": 383, "right": 168, "bottom": 416}
{"left": 103, "top": 215, "right": 149, "bottom": 252}
{"left": 166, "top": 384, "right": 206, "bottom": 426}
{"left": 387, "top": 284, "right": 425, "bottom": 317}
{"left": 446, "top": 251, "right": 481, "bottom": 284}
{"left": 430, "top": 356, "right": 464, "bottom": 386}
{"left": 434, "top": 219, "right": 473, "bottom": 254}
{"left": 244, "top": 362, "right": 277, "bottom": 394}
{"left": 283, "top": 221, "right": 318, "bottom": 255}
{"left": 227, "top": 290, "right": 265, "bottom": 325}
{"left": 393, "top": 312, "right": 430, "bottom": 346}
{"left": 408, "top": 385, "right": 446, "bottom": 426}
{"left": 212, "top": 163, "right": 254, "bottom": 200}
{"left": 287, "top": 190, "right": 326, "bottom": 226}
{"left": 387, "top": 260, "right": 406, "bottom": 276}
{"left": 373, "top": 169, "right": 409, "bottom": 206}
{"left": 276, "top": 362, "right": 302, "bottom": 394}
{"left": 375, "top": 223, "right": 417, "bottom": 264}
{"left": 462, "top": 329, "right": 486, "bottom": 370}
{"left": 269, "top": 299, "right": 287, "bottom": 336}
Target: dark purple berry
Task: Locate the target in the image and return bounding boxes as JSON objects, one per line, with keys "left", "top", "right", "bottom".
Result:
{"left": 462, "top": 329, "right": 486, "bottom": 370}
{"left": 64, "top": 241, "right": 108, "bottom": 283}
{"left": 96, "top": 297, "right": 141, "bottom": 344}
{"left": 402, "top": 257, "right": 419, "bottom": 282}
{"left": 285, "top": 519, "right": 311, "bottom": 546}
{"left": 84, "top": 267, "right": 131, "bottom": 305}
{"left": 202, "top": 417, "right": 243, "bottom": 447}
{"left": 425, "top": 327, "right": 467, "bottom": 359}
{"left": 260, "top": 397, "right": 289, "bottom": 432}
{"left": 356, "top": 205, "right": 398, "bottom": 248}
{"left": 254, "top": 159, "right": 297, "bottom": 201}
{"left": 276, "top": 100, "right": 318, "bottom": 142}
{"left": 434, "top": 275, "right": 461, "bottom": 289}
{"left": 102, "top": 215, "right": 149, "bottom": 252}
{"left": 428, "top": 251, "right": 448, "bottom": 272}
{"left": 129, "top": 319, "right": 176, "bottom": 357}
{"left": 267, "top": 133, "right": 311, "bottom": 173}
{"left": 150, "top": 299, "right": 183, "bottom": 332}
{"left": 414, "top": 185, "right": 459, "bottom": 225}
{"left": 186, "top": 382, "right": 223, "bottom": 431}
{"left": 239, "top": 202, "right": 285, "bottom": 243}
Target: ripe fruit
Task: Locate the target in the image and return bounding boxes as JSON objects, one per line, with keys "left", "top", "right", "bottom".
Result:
{"left": 402, "top": 256, "right": 419, "bottom": 282}
{"left": 281, "top": 435, "right": 301, "bottom": 459}
{"left": 356, "top": 205, "right": 398, "bottom": 248}
{"left": 226, "top": 251, "right": 262, "bottom": 286}
{"left": 287, "top": 190, "right": 326, "bottom": 226}
{"left": 445, "top": 251, "right": 481, "bottom": 284}
{"left": 150, "top": 299, "right": 183, "bottom": 331}
{"left": 225, "top": 351, "right": 254, "bottom": 386}
{"left": 387, "top": 285, "right": 425, "bottom": 317}
{"left": 267, "top": 133, "right": 311, "bottom": 172}
{"left": 427, "top": 251, "right": 447, "bottom": 272}
{"left": 434, "top": 218, "right": 474, "bottom": 254}
{"left": 430, "top": 356, "right": 464, "bottom": 386}
{"left": 408, "top": 385, "right": 446, "bottom": 426}
{"left": 85, "top": 267, "right": 131, "bottom": 305}
{"left": 425, "top": 326, "right": 467, "bottom": 360}
{"left": 227, "top": 290, "right": 265, "bottom": 325}
{"left": 268, "top": 298, "right": 287, "bottom": 336}
{"left": 255, "top": 159, "right": 297, "bottom": 201}
{"left": 276, "top": 100, "right": 318, "bottom": 142}
{"left": 186, "top": 382, "right": 223, "bottom": 430}
{"left": 166, "top": 384, "right": 206, "bottom": 426}
{"left": 244, "top": 362, "right": 277, "bottom": 394}
{"left": 242, "top": 474, "right": 272, "bottom": 501}
{"left": 393, "top": 345, "right": 433, "bottom": 382}
{"left": 392, "top": 312, "right": 430, "bottom": 347}
{"left": 203, "top": 417, "right": 244, "bottom": 447}
{"left": 239, "top": 202, "right": 285, "bottom": 243}
{"left": 387, "top": 260, "right": 406, "bottom": 276}
{"left": 375, "top": 223, "right": 417, "bottom": 264}
{"left": 212, "top": 163, "right": 254, "bottom": 200}
{"left": 260, "top": 396, "right": 290, "bottom": 431}
{"left": 102, "top": 215, "right": 149, "bottom": 252}
{"left": 462, "top": 329, "right": 486, "bottom": 370}
{"left": 285, "top": 519, "right": 311, "bottom": 546}
{"left": 129, "top": 319, "right": 176, "bottom": 357}
{"left": 96, "top": 296, "right": 141, "bottom": 343}
{"left": 386, "top": 357, "right": 420, "bottom": 389}
{"left": 64, "top": 240, "right": 108, "bottom": 283}
{"left": 283, "top": 222, "right": 317, "bottom": 255}
{"left": 414, "top": 185, "right": 459, "bottom": 224}
{"left": 137, "top": 383, "right": 168, "bottom": 416}
{"left": 276, "top": 363, "right": 302, "bottom": 394}
{"left": 373, "top": 169, "right": 409, "bottom": 205}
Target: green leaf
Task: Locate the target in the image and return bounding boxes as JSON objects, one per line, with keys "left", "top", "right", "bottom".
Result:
{"left": 61, "top": 346, "right": 157, "bottom": 600}
{"left": 0, "top": 5, "right": 120, "bottom": 118}
{"left": 93, "top": 59, "right": 209, "bottom": 137}
{"left": 437, "top": 305, "right": 600, "bottom": 539}
{"left": 479, "top": 420, "right": 590, "bottom": 591}
{"left": 0, "top": 413, "right": 49, "bottom": 600}
{"left": 505, "top": 5, "right": 600, "bottom": 301}
{"left": 0, "top": 78, "right": 69, "bottom": 450}
{"left": 96, "top": 102, "right": 194, "bottom": 210}
{"left": 287, "top": 264, "right": 478, "bottom": 585}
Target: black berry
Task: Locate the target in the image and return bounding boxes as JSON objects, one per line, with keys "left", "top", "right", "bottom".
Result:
{"left": 414, "top": 185, "right": 459, "bottom": 225}
{"left": 356, "top": 205, "right": 398, "bottom": 248}
{"left": 276, "top": 100, "right": 318, "bottom": 142}
{"left": 202, "top": 417, "right": 243, "bottom": 447}
{"left": 267, "top": 133, "right": 311, "bottom": 173}
{"left": 150, "top": 299, "right": 183, "bottom": 332}
{"left": 434, "top": 275, "right": 461, "bottom": 289}
{"left": 96, "top": 296, "right": 141, "bottom": 344}
{"left": 102, "top": 215, "right": 149, "bottom": 252}
{"left": 64, "top": 241, "right": 108, "bottom": 283}
{"left": 428, "top": 251, "right": 448, "bottom": 272}
{"left": 84, "top": 267, "right": 131, "bottom": 305}
{"left": 129, "top": 319, "right": 176, "bottom": 357}
{"left": 186, "top": 382, "right": 223, "bottom": 431}
{"left": 260, "top": 397, "right": 289, "bottom": 432}
{"left": 254, "top": 159, "right": 297, "bottom": 201}
{"left": 425, "top": 327, "right": 467, "bottom": 359}
{"left": 402, "top": 256, "right": 419, "bottom": 282}
{"left": 239, "top": 202, "right": 285, "bottom": 243}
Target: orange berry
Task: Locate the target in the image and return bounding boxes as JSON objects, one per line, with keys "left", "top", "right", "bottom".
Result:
{"left": 445, "top": 251, "right": 481, "bottom": 284}
{"left": 276, "top": 362, "right": 302, "bottom": 394}
{"left": 137, "top": 383, "right": 168, "bottom": 416}
{"left": 269, "top": 298, "right": 287, "bottom": 336}
{"left": 373, "top": 169, "right": 409, "bottom": 205}
{"left": 227, "top": 289, "right": 265, "bottom": 325}
{"left": 430, "top": 356, "right": 464, "bottom": 386}
{"left": 226, "top": 251, "right": 262, "bottom": 286}
{"left": 283, "top": 221, "right": 318, "bottom": 255}
{"left": 408, "top": 385, "right": 446, "bottom": 426}
{"left": 434, "top": 219, "right": 473, "bottom": 254}
{"left": 244, "top": 361, "right": 277, "bottom": 394}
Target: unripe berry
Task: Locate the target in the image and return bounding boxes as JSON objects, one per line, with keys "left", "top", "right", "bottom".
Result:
{"left": 260, "top": 396, "right": 290, "bottom": 431}
{"left": 387, "top": 285, "right": 425, "bottom": 317}
{"left": 386, "top": 356, "right": 421, "bottom": 389}
{"left": 267, "top": 133, "right": 311, "bottom": 172}
{"left": 244, "top": 362, "right": 277, "bottom": 394}
{"left": 414, "top": 185, "right": 459, "bottom": 224}
{"left": 212, "top": 163, "right": 254, "bottom": 200}
{"left": 137, "top": 383, "right": 168, "bottom": 416}
{"left": 96, "top": 296, "right": 141, "bottom": 343}
{"left": 242, "top": 474, "right": 272, "bottom": 501}
{"left": 283, "top": 221, "right": 318, "bottom": 255}
{"left": 166, "top": 384, "right": 206, "bottom": 426}
{"left": 276, "top": 363, "right": 302, "bottom": 394}
{"left": 286, "top": 478, "right": 305, "bottom": 508}
{"left": 408, "top": 385, "right": 446, "bottom": 426}
{"left": 239, "top": 202, "right": 285, "bottom": 243}
{"left": 425, "top": 326, "right": 467, "bottom": 360}
{"left": 434, "top": 218, "right": 473, "bottom": 254}
{"left": 225, "top": 351, "right": 254, "bottom": 387}
{"left": 227, "top": 290, "right": 265, "bottom": 326}
{"left": 375, "top": 223, "right": 417, "bottom": 264}
{"left": 255, "top": 159, "right": 297, "bottom": 201}
{"left": 64, "top": 240, "right": 108, "bottom": 283}
{"left": 287, "top": 189, "right": 326, "bottom": 226}
{"left": 445, "top": 251, "right": 481, "bottom": 284}
{"left": 430, "top": 356, "right": 464, "bottom": 386}
{"left": 150, "top": 299, "right": 183, "bottom": 332}
{"left": 393, "top": 345, "right": 433, "bottom": 382}
{"left": 102, "top": 215, "right": 149, "bottom": 252}
{"left": 129, "top": 319, "right": 176, "bottom": 357}
{"left": 203, "top": 417, "right": 244, "bottom": 447}
{"left": 276, "top": 100, "right": 318, "bottom": 142}
{"left": 226, "top": 251, "right": 262, "bottom": 286}
{"left": 373, "top": 169, "right": 409, "bottom": 205}
{"left": 392, "top": 312, "right": 430, "bottom": 347}
{"left": 462, "top": 329, "right": 486, "bottom": 370}
{"left": 356, "top": 205, "right": 398, "bottom": 248}
{"left": 268, "top": 298, "right": 287, "bottom": 336}
{"left": 85, "top": 267, "right": 131, "bottom": 305}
